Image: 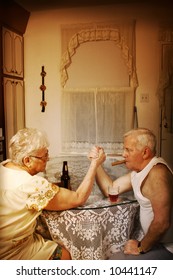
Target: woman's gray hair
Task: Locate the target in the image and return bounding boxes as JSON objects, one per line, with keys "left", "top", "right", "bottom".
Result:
{"left": 9, "top": 128, "right": 49, "bottom": 165}
{"left": 124, "top": 128, "right": 157, "bottom": 154}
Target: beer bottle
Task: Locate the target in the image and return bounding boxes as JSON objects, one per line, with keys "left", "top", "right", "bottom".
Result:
{"left": 61, "top": 161, "right": 71, "bottom": 189}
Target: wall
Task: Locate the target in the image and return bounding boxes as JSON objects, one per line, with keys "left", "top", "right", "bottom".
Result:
{"left": 24, "top": 3, "right": 173, "bottom": 162}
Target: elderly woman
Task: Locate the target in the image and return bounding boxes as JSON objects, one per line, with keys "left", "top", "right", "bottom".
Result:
{"left": 0, "top": 127, "right": 106, "bottom": 260}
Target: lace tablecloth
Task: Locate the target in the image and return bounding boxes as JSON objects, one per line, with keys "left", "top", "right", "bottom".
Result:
{"left": 39, "top": 197, "right": 142, "bottom": 260}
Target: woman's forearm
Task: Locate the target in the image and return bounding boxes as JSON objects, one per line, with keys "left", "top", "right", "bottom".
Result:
{"left": 95, "top": 165, "right": 113, "bottom": 197}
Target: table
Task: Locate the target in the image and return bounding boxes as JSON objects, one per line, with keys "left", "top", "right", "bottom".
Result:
{"left": 38, "top": 196, "right": 143, "bottom": 260}
{"left": 37, "top": 155, "right": 143, "bottom": 259}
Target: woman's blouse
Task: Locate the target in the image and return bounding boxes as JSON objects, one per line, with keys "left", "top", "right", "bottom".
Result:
{"left": 0, "top": 160, "right": 60, "bottom": 260}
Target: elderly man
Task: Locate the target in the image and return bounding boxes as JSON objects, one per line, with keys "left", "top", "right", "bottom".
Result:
{"left": 88, "top": 128, "right": 173, "bottom": 259}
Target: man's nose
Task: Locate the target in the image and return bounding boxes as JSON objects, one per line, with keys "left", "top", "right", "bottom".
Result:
{"left": 122, "top": 150, "right": 127, "bottom": 157}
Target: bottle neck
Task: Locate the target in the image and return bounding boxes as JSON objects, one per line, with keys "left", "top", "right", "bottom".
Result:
{"left": 62, "top": 161, "right": 68, "bottom": 174}
{"left": 63, "top": 163, "right": 68, "bottom": 174}
{"left": 61, "top": 161, "right": 70, "bottom": 189}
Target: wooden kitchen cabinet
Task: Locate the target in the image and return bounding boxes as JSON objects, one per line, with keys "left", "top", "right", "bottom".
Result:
{"left": 3, "top": 77, "right": 25, "bottom": 157}
{"left": 2, "top": 27, "right": 25, "bottom": 158}
{"left": 2, "top": 27, "right": 24, "bottom": 78}
{"left": 0, "top": 1, "right": 29, "bottom": 160}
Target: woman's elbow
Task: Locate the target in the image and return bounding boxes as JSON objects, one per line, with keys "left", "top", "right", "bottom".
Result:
{"left": 73, "top": 193, "right": 89, "bottom": 207}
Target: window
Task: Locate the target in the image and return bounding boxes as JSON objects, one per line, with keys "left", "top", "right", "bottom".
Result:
{"left": 60, "top": 22, "right": 138, "bottom": 154}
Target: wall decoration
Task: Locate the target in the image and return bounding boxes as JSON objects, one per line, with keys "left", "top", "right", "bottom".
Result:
{"left": 40, "top": 66, "right": 47, "bottom": 112}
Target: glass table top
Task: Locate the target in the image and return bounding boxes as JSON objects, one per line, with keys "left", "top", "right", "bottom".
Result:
{"left": 73, "top": 195, "right": 137, "bottom": 210}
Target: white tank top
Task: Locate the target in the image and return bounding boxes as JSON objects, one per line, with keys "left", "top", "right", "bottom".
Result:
{"left": 131, "top": 157, "right": 173, "bottom": 250}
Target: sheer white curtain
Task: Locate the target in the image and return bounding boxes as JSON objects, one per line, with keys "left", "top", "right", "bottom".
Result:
{"left": 61, "top": 88, "right": 134, "bottom": 153}
{"left": 61, "top": 89, "right": 96, "bottom": 152}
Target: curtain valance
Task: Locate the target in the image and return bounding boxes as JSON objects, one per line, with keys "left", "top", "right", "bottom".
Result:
{"left": 60, "top": 21, "right": 138, "bottom": 89}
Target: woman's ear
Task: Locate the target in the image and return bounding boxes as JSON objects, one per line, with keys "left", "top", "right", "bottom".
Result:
{"left": 22, "top": 156, "right": 31, "bottom": 167}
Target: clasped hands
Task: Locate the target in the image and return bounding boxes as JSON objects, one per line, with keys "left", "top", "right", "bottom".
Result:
{"left": 88, "top": 145, "right": 105, "bottom": 160}
{"left": 88, "top": 145, "right": 106, "bottom": 167}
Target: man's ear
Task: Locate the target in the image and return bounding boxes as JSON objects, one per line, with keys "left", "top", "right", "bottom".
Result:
{"left": 142, "top": 147, "right": 151, "bottom": 159}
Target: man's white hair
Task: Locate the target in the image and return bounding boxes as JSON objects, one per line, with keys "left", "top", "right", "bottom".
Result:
{"left": 124, "top": 128, "right": 156, "bottom": 154}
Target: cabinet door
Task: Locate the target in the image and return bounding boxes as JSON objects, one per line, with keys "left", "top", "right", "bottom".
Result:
{"left": 2, "top": 28, "right": 24, "bottom": 78}
{"left": 15, "top": 80, "right": 25, "bottom": 132}
{"left": 3, "top": 78, "right": 25, "bottom": 157}
{"left": 13, "top": 32, "right": 24, "bottom": 77}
